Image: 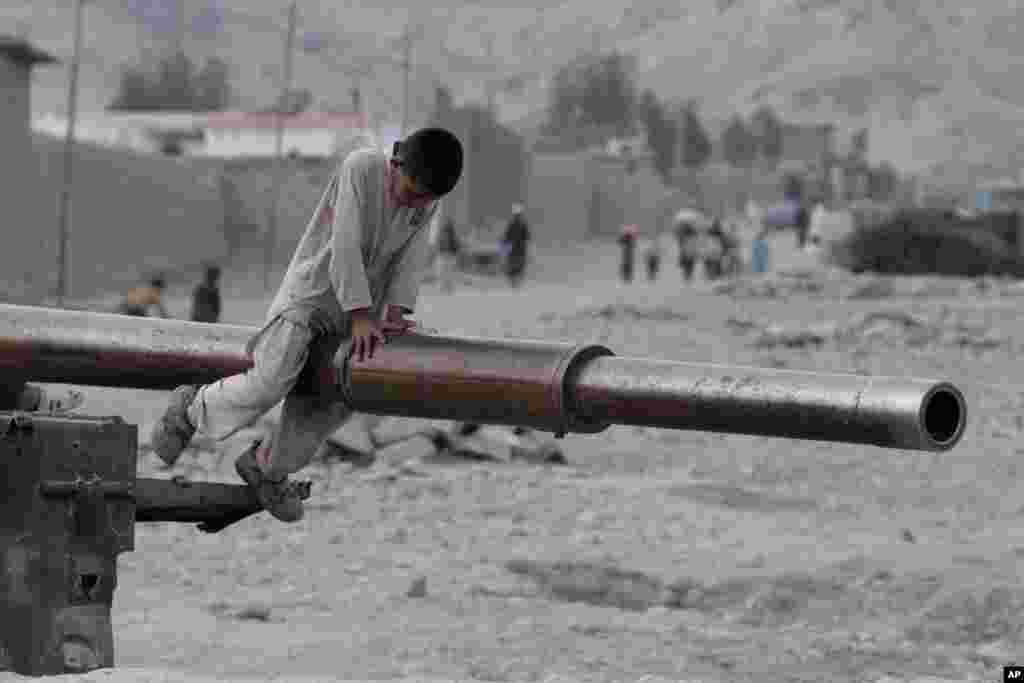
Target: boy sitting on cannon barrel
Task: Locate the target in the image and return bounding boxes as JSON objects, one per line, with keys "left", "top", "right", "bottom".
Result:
{"left": 150, "top": 128, "right": 464, "bottom": 523}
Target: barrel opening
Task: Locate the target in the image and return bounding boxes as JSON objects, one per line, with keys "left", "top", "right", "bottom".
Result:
{"left": 923, "top": 387, "right": 964, "bottom": 446}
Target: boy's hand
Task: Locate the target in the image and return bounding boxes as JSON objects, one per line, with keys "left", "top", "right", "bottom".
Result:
{"left": 349, "top": 309, "right": 410, "bottom": 362}
{"left": 384, "top": 305, "right": 417, "bottom": 334}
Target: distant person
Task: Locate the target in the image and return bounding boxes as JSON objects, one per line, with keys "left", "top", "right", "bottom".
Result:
{"left": 751, "top": 228, "right": 771, "bottom": 274}
{"left": 719, "top": 221, "right": 741, "bottom": 277}
{"left": 641, "top": 233, "right": 661, "bottom": 281}
{"left": 673, "top": 215, "right": 700, "bottom": 282}
{"left": 703, "top": 219, "right": 727, "bottom": 280}
{"left": 116, "top": 275, "right": 169, "bottom": 318}
{"left": 150, "top": 127, "right": 464, "bottom": 524}
{"left": 502, "top": 204, "right": 531, "bottom": 287}
{"left": 436, "top": 215, "right": 461, "bottom": 293}
{"left": 781, "top": 184, "right": 810, "bottom": 248}
{"left": 618, "top": 224, "right": 638, "bottom": 283}
{"left": 190, "top": 264, "right": 222, "bottom": 323}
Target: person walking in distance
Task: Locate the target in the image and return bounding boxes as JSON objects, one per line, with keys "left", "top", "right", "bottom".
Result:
{"left": 435, "top": 214, "right": 460, "bottom": 293}
{"left": 501, "top": 204, "right": 531, "bottom": 287}
{"left": 190, "top": 263, "right": 222, "bottom": 323}
{"left": 149, "top": 128, "right": 464, "bottom": 523}
{"left": 618, "top": 224, "right": 638, "bottom": 283}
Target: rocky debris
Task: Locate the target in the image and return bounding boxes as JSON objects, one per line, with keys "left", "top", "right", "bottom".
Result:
{"left": 736, "top": 309, "right": 1008, "bottom": 352}
{"left": 664, "top": 481, "right": 819, "bottom": 513}
{"left": 406, "top": 576, "right": 428, "bottom": 598}
{"left": 139, "top": 418, "right": 568, "bottom": 477}
{"left": 541, "top": 303, "right": 691, "bottom": 322}
{"left": 205, "top": 601, "right": 275, "bottom": 622}
{"left": 904, "top": 584, "right": 1024, "bottom": 646}
{"left": 715, "top": 271, "right": 1024, "bottom": 302}
{"left": 713, "top": 275, "right": 821, "bottom": 299}
{"left": 504, "top": 559, "right": 666, "bottom": 611}
{"left": 968, "top": 638, "right": 1019, "bottom": 667}
{"left": 752, "top": 322, "right": 837, "bottom": 349}
{"left": 503, "top": 559, "right": 858, "bottom": 627}
{"left": 847, "top": 278, "right": 897, "bottom": 299}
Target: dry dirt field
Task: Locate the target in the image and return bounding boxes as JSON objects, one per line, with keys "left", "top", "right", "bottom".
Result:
{"left": 5, "top": 240, "right": 1024, "bottom": 683}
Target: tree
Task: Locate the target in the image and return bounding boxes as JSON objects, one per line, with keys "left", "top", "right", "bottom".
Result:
{"left": 545, "top": 63, "right": 581, "bottom": 135}
{"left": 850, "top": 127, "right": 869, "bottom": 160}
{"left": 721, "top": 115, "right": 757, "bottom": 169}
{"left": 639, "top": 90, "right": 676, "bottom": 185}
{"left": 429, "top": 84, "right": 456, "bottom": 127}
{"left": 750, "top": 104, "right": 783, "bottom": 166}
{"left": 108, "top": 50, "right": 233, "bottom": 112}
{"left": 677, "top": 102, "right": 711, "bottom": 171}
{"left": 545, "top": 52, "right": 637, "bottom": 140}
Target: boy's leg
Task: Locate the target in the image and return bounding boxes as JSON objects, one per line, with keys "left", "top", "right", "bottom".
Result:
{"left": 235, "top": 334, "right": 351, "bottom": 522}
{"left": 150, "top": 317, "right": 313, "bottom": 466}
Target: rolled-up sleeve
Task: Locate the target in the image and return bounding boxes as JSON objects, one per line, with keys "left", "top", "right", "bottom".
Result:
{"left": 328, "top": 156, "right": 374, "bottom": 312}
{"left": 384, "top": 214, "right": 434, "bottom": 313}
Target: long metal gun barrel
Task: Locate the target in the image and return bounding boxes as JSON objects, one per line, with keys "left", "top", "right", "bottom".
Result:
{"left": 0, "top": 303, "right": 966, "bottom": 451}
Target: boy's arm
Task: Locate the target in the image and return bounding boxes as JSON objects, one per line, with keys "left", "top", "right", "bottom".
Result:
{"left": 383, "top": 219, "right": 434, "bottom": 316}
{"left": 328, "top": 156, "right": 374, "bottom": 312}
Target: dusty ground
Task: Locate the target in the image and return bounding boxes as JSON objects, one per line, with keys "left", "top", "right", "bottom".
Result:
{"left": 5, "top": 238, "right": 1024, "bottom": 683}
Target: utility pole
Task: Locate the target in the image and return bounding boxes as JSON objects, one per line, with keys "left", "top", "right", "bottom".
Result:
{"left": 484, "top": 33, "right": 496, "bottom": 118}
{"left": 174, "top": 0, "right": 186, "bottom": 55}
{"left": 265, "top": 1, "right": 297, "bottom": 293}
{"left": 55, "top": 0, "right": 85, "bottom": 307}
{"left": 400, "top": 24, "right": 412, "bottom": 137}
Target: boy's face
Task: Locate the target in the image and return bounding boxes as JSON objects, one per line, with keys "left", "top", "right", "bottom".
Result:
{"left": 391, "top": 159, "right": 436, "bottom": 209}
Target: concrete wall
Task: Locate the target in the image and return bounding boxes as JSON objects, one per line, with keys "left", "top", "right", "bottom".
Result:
{"left": 20, "top": 135, "right": 228, "bottom": 303}
{"left": 0, "top": 55, "right": 50, "bottom": 303}
{"left": 523, "top": 153, "right": 591, "bottom": 246}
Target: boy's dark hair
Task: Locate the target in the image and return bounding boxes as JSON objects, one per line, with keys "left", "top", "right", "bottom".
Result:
{"left": 148, "top": 274, "right": 166, "bottom": 290}
{"left": 395, "top": 127, "right": 463, "bottom": 197}
{"left": 204, "top": 263, "right": 222, "bottom": 280}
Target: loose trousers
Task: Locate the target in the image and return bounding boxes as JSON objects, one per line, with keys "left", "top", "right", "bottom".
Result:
{"left": 185, "top": 315, "right": 353, "bottom": 479}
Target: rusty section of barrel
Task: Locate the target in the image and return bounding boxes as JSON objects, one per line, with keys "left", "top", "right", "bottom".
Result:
{"left": 0, "top": 303, "right": 252, "bottom": 389}
{"left": 0, "top": 303, "right": 967, "bottom": 451}
{"left": 339, "top": 332, "right": 614, "bottom": 436}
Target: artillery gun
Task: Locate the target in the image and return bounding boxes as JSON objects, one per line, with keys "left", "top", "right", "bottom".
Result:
{"left": 0, "top": 303, "right": 966, "bottom": 675}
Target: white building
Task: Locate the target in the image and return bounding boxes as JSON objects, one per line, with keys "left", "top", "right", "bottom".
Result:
{"left": 32, "top": 110, "right": 374, "bottom": 159}
{"left": 201, "top": 111, "right": 369, "bottom": 158}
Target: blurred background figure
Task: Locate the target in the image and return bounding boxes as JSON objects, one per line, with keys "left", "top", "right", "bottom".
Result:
{"left": 751, "top": 228, "right": 771, "bottom": 275}
{"left": 641, "top": 230, "right": 661, "bottom": 281}
{"left": 501, "top": 204, "right": 531, "bottom": 287}
{"left": 116, "top": 274, "right": 169, "bottom": 318}
{"left": 190, "top": 263, "right": 222, "bottom": 323}
{"left": 673, "top": 209, "right": 705, "bottom": 283}
{"left": 703, "top": 219, "right": 741, "bottom": 280}
{"left": 618, "top": 223, "right": 638, "bottom": 283}
{"left": 436, "top": 214, "right": 461, "bottom": 293}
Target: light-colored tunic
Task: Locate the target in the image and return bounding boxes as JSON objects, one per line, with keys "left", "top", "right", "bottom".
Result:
{"left": 253, "top": 146, "right": 438, "bottom": 348}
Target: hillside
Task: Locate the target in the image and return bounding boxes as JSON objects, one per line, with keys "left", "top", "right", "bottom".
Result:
{"left": 7, "top": 0, "right": 1024, "bottom": 184}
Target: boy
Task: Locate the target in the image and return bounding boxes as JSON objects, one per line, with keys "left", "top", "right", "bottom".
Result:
{"left": 150, "top": 127, "right": 464, "bottom": 523}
